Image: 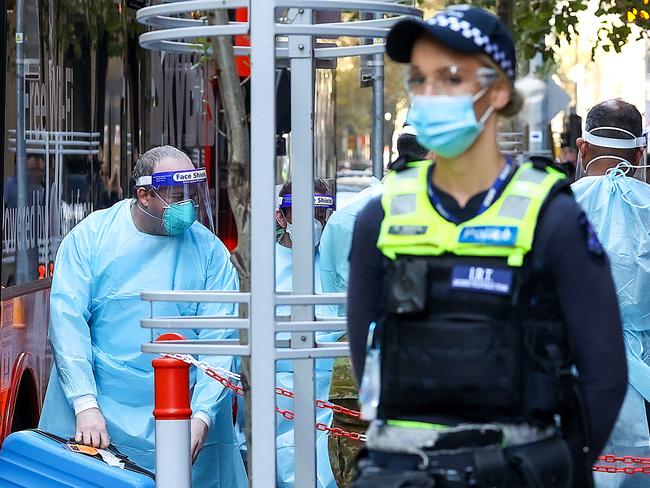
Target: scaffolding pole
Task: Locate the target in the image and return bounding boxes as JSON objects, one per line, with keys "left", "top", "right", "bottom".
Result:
{"left": 249, "top": 1, "right": 278, "bottom": 486}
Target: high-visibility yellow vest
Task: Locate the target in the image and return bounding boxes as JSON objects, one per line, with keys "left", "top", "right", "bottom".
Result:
{"left": 377, "top": 160, "right": 566, "bottom": 267}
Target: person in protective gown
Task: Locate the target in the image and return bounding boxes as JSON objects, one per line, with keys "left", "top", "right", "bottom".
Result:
{"left": 39, "top": 145, "right": 248, "bottom": 488}
{"left": 272, "top": 179, "right": 342, "bottom": 488}
{"left": 571, "top": 99, "right": 650, "bottom": 488}
{"left": 346, "top": 6, "right": 628, "bottom": 488}
{"left": 319, "top": 178, "right": 381, "bottom": 488}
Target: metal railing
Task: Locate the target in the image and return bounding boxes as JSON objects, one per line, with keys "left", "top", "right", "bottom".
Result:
{"left": 137, "top": 2, "right": 421, "bottom": 486}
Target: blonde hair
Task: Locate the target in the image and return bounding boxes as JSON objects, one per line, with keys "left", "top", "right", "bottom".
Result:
{"left": 479, "top": 55, "right": 523, "bottom": 118}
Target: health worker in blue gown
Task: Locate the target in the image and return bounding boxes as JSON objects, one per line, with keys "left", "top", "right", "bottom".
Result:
{"left": 571, "top": 100, "right": 650, "bottom": 488}
{"left": 319, "top": 123, "right": 427, "bottom": 317}
{"left": 39, "top": 145, "right": 248, "bottom": 488}
{"left": 274, "top": 179, "right": 342, "bottom": 488}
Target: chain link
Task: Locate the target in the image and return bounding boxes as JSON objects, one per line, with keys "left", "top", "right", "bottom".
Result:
{"left": 164, "top": 354, "right": 362, "bottom": 417}
{"left": 276, "top": 408, "right": 295, "bottom": 421}
{"left": 203, "top": 367, "right": 245, "bottom": 396}
{"left": 161, "top": 353, "right": 366, "bottom": 441}
{"left": 593, "top": 454, "right": 650, "bottom": 474}
{"left": 315, "top": 399, "right": 362, "bottom": 418}
{"left": 163, "top": 353, "right": 241, "bottom": 381}
{"left": 165, "top": 355, "right": 650, "bottom": 456}
{"left": 316, "top": 423, "right": 367, "bottom": 442}
{"left": 165, "top": 354, "right": 650, "bottom": 466}
{"left": 593, "top": 465, "right": 650, "bottom": 475}
{"left": 598, "top": 455, "right": 650, "bottom": 465}
{"left": 276, "top": 386, "right": 295, "bottom": 399}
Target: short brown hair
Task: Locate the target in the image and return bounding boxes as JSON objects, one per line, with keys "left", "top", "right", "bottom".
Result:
{"left": 479, "top": 55, "right": 523, "bottom": 118}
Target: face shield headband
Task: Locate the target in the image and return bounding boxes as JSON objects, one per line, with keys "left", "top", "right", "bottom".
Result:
{"left": 277, "top": 193, "right": 336, "bottom": 211}
{"left": 135, "top": 168, "right": 214, "bottom": 235}
{"left": 582, "top": 127, "right": 646, "bottom": 150}
{"left": 577, "top": 127, "right": 648, "bottom": 181}
{"left": 276, "top": 193, "right": 336, "bottom": 247}
{"left": 136, "top": 168, "right": 208, "bottom": 193}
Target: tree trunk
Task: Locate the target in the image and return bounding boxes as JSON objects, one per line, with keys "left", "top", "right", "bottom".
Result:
{"left": 208, "top": 8, "right": 253, "bottom": 478}
{"left": 496, "top": 0, "right": 514, "bottom": 30}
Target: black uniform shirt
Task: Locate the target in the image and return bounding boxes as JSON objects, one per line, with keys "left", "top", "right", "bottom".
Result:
{"left": 347, "top": 165, "right": 628, "bottom": 462}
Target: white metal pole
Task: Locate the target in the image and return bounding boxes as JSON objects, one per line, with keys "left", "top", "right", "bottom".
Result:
{"left": 288, "top": 7, "right": 317, "bottom": 487}
{"left": 250, "top": 0, "right": 278, "bottom": 486}
{"left": 155, "top": 420, "right": 191, "bottom": 488}
{"left": 371, "top": 33, "right": 385, "bottom": 179}
{"left": 152, "top": 333, "right": 192, "bottom": 488}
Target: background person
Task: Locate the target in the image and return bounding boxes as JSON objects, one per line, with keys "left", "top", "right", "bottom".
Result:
{"left": 273, "top": 179, "right": 341, "bottom": 488}
{"left": 347, "top": 6, "right": 627, "bottom": 487}
{"left": 319, "top": 179, "right": 381, "bottom": 488}
{"left": 559, "top": 131, "right": 578, "bottom": 179}
{"left": 39, "top": 145, "right": 247, "bottom": 488}
{"left": 2, "top": 153, "right": 46, "bottom": 208}
{"left": 572, "top": 99, "right": 649, "bottom": 488}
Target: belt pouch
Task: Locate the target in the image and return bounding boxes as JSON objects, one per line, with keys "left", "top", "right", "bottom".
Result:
{"left": 506, "top": 436, "right": 573, "bottom": 488}
{"left": 472, "top": 447, "right": 509, "bottom": 488}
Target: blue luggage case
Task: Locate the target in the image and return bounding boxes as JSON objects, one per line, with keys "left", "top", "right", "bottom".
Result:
{"left": 0, "top": 429, "right": 156, "bottom": 487}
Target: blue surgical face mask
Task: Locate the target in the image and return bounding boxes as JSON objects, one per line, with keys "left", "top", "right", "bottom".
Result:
{"left": 406, "top": 87, "right": 494, "bottom": 159}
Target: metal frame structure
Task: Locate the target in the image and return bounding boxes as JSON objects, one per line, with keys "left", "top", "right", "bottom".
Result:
{"left": 136, "top": 2, "right": 421, "bottom": 486}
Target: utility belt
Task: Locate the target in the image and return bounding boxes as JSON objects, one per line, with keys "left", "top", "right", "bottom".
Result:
{"left": 353, "top": 421, "right": 574, "bottom": 488}
{"left": 365, "top": 420, "right": 556, "bottom": 453}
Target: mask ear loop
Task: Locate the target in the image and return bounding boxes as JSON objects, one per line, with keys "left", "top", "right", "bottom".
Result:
{"left": 584, "top": 155, "right": 635, "bottom": 176}
{"left": 602, "top": 159, "right": 650, "bottom": 177}
{"left": 151, "top": 188, "right": 171, "bottom": 208}
{"left": 134, "top": 187, "right": 165, "bottom": 227}
{"left": 472, "top": 85, "right": 496, "bottom": 126}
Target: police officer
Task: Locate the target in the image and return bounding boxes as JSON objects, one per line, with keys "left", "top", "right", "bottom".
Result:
{"left": 346, "top": 6, "right": 627, "bottom": 488}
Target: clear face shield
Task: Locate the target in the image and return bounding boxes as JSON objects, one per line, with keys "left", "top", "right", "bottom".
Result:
{"left": 577, "top": 127, "right": 648, "bottom": 182}
{"left": 135, "top": 168, "right": 214, "bottom": 235}
{"left": 277, "top": 192, "right": 336, "bottom": 247}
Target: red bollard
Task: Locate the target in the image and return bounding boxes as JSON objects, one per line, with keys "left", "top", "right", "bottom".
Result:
{"left": 152, "top": 333, "right": 191, "bottom": 488}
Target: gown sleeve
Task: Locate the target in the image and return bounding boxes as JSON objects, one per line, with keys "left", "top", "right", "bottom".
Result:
{"left": 48, "top": 222, "right": 98, "bottom": 406}
{"left": 190, "top": 239, "right": 241, "bottom": 426}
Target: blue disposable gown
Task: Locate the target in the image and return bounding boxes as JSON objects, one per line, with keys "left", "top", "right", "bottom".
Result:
{"left": 39, "top": 199, "right": 247, "bottom": 488}
{"left": 319, "top": 179, "right": 383, "bottom": 314}
{"left": 274, "top": 242, "right": 342, "bottom": 488}
{"left": 573, "top": 175, "right": 650, "bottom": 488}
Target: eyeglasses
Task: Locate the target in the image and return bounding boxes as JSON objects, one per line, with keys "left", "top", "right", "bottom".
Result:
{"left": 405, "top": 65, "right": 498, "bottom": 97}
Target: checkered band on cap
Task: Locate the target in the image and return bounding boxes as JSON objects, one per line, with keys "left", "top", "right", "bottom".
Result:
{"left": 428, "top": 14, "right": 515, "bottom": 78}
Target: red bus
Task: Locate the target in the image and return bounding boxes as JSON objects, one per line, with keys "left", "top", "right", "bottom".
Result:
{"left": 1, "top": 0, "right": 335, "bottom": 444}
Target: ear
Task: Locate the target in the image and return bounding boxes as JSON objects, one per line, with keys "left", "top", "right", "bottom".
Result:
{"left": 136, "top": 187, "right": 151, "bottom": 208}
{"left": 490, "top": 78, "right": 510, "bottom": 111}
{"left": 576, "top": 138, "right": 588, "bottom": 159}
{"left": 275, "top": 209, "right": 286, "bottom": 228}
{"left": 632, "top": 148, "right": 644, "bottom": 165}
